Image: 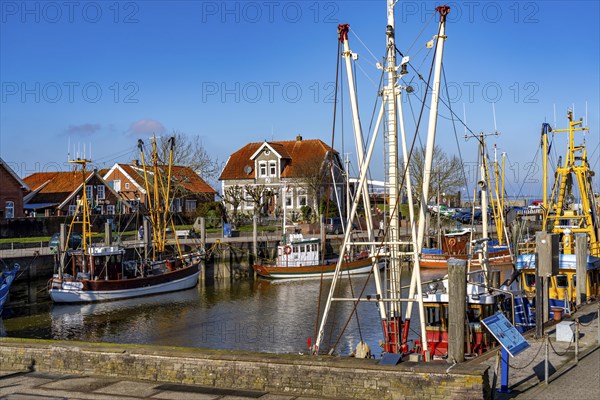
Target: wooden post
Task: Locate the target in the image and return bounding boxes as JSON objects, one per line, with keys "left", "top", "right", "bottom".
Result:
{"left": 320, "top": 217, "right": 326, "bottom": 256}
{"left": 200, "top": 217, "right": 206, "bottom": 282}
{"left": 59, "top": 223, "right": 67, "bottom": 276}
{"left": 575, "top": 233, "right": 587, "bottom": 307}
{"left": 253, "top": 216, "right": 258, "bottom": 280}
{"left": 448, "top": 258, "right": 467, "bottom": 363}
{"left": 104, "top": 222, "right": 112, "bottom": 246}
{"left": 143, "top": 217, "right": 151, "bottom": 260}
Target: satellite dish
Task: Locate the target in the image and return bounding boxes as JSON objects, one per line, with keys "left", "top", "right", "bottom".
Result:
{"left": 244, "top": 165, "right": 253, "bottom": 174}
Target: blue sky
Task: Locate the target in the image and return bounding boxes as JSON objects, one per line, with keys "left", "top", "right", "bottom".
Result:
{"left": 1, "top": 1, "right": 598, "bottom": 200}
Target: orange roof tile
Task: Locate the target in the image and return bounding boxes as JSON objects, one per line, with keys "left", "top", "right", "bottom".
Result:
{"left": 24, "top": 171, "right": 92, "bottom": 204}
{"left": 219, "top": 138, "right": 336, "bottom": 180}
{"left": 128, "top": 164, "right": 216, "bottom": 195}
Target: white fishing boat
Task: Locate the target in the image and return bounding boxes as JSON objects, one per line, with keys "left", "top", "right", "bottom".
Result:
{"left": 49, "top": 137, "right": 200, "bottom": 303}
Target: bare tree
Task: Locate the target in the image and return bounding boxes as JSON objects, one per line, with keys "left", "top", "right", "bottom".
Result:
{"left": 152, "top": 131, "right": 222, "bottom": 188}
{"left": 222, "top": 185, "right": 244, "bottom": 223}
{"left": 290, "top": 152, "right": 341, "bottom": 222}
{"left": 244, "top": 184, "right": 272, "bottom": 218}
{"left": 408, "top": 144, "right": 465, "bottom": 204}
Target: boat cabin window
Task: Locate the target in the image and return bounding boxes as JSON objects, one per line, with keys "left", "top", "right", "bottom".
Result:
{"left": 524, "top": 273, "right": 536, "bottom": 288}
{"left": 300, "top": 245, "right": 306, "bottom": 253}
{"left": 425, "top": 305, "right": 447, "bottom": 329}
{"left": 556, "top": 274, "right": 568, "bottom": 289}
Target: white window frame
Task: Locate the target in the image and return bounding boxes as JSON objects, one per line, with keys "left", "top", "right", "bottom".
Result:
{"left": 259, "top": 161, "right": 267, "bottom": 177}
{"left": 96, "top": 185, "right": 105, "bottom": 200}
{"left": 185, "top": 199, "right": 197, "bottom": 212}
{"left": 269, "top": 161, "right": 277, "bottom": 177}
{"left": 68, "top": 204, "right": 77, "bottom": 216}
{"left": 112, "top": 179, "right": 121, "bottom": 191}
{"left": 245, "top": 190, "right": 253, "bottom": 209}
{"left": 297, "top": 189, "right": 307, "bottom": 207}
{"left": 106, "top": 204, "right": 115, "bottom": 215}
{"left": 5, "top": 201, "right": 14, "bottom": 219}
{"left": 85, "top": 185, "right": 93, "bottom": 200}
{"left": 170, "top": 198, "right": 182, "bottom": 212}
{"left": 124, "top": 182, "right": 130, "bottom": 190}
{"left": 285, "top": 190, "right": 293, "bottom": 209}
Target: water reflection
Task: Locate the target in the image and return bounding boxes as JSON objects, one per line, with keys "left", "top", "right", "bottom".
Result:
{"left": 2, "top": 267, "right": 515, "bottom": 357}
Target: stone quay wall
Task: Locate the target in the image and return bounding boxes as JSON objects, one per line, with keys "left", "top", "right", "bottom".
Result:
{"left": 0, "top": 338, "right": 490, "bottom": 399}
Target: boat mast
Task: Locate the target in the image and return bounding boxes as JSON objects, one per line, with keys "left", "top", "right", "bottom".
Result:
{"left": 337, "top": 23, "right": 385, "bottom": 320}
{"left": 546, "top": 111, "right": 597, "bottom": 255}
{"left": 67, "top": 157, "right": 92, "bottom": 275}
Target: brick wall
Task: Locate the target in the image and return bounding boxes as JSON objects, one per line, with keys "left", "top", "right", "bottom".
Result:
{"left": 0, "top": 165, "right": 26, "bottom": 218}
{"left": 0, "top": 339, "right": 490, "bottom": 399}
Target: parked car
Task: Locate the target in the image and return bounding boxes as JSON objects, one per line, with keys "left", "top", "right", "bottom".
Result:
{"left": 49, "top": 232, "right": 82, "bottom": 254}
{"left": 454, "top": 209, "right": 482, "bottom": 224}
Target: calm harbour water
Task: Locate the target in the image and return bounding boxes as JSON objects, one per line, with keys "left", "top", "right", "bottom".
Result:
{"left": 2, "top": 269, "right": 450, "bottom": 357}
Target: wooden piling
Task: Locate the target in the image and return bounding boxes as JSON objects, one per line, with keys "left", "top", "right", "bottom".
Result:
{"left": 448, "top": 258, "right": 467, "bottom": 364}
{"left": 253, "top": 216, "right": 258, "bottom": 280}
{"left": 575, "top": 233, "right": 587, "bottom": 306}
{"left": 104, "top": 222, "right": 112, "bottom": 246}
{"left": 200, "top": 217, "right": 206, "bottom": 282}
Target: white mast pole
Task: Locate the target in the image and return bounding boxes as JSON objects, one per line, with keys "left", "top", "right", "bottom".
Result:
{"left": 313, "top": 105, "right": 385, "bottom": 354}
{"left": 338, "top": 24, "right": 385, "bottom": 319}
{"left": 410, "top": 6, "right": 450, "bottom": 359}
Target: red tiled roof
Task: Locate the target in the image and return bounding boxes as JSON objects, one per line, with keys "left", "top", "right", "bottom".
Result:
{"left": 128, "top": 164, "right": 216, "bottom": 195}
{"left": 170, "top": 166, "right": 217, "bottom": 194}
{"left": 219, "top": 138, "right": 336, "bottom": 180}
{"left": 24, "top": 171, "right": 92, "bottom": 204}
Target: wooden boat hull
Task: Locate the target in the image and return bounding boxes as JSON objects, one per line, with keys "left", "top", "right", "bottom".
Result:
{"left": 420, "top": 249, "right": 513, "bottom": 268}
{"left": 253, "top": 258, "right": 378, "bottom": 279}
{"left": 49, "top": 263, "right": 200, "bottom": 303}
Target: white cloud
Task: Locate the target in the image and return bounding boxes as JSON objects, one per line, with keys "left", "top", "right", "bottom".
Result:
{"left": 127, "top": 119, "right": 166, "bottom": 136}
{"left": 65, "top": 123, "right": 101, "bottom": 135}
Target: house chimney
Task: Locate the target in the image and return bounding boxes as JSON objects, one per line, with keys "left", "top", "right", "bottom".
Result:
{"left": 296, "top": 135, "right": 303, "bottom": 141}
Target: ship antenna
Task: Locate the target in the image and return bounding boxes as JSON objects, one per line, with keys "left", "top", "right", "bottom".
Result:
{"left": 492, "top": 103, "right": 498, "bottom": 134}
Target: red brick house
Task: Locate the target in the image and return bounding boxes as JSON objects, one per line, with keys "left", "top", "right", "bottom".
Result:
{"left": 219, "top": 135, "right": 345, "bottom": 219}
{"left": 103, "top": 163, "right": 217, "bottom": 214}
{"left": 23, "top": 170, "right": 123, "bottom": 217}
{"left": 0, "top": 157, "right": 30, "bottom": 219}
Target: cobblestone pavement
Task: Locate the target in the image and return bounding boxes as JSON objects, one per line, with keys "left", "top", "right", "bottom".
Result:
{"left": 478, "top": 300, "right": 600, "bottom": 400}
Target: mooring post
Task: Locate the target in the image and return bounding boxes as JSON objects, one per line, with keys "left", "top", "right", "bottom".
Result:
{"left": 253, "top": 216, "right": 258, "bottom": 280}
{"left": 448, "top": 258, "right": 466, "bottom": 364}
{"left": 575, "top": 233, "right": 587, "bottom": 307}
{"left": 59, "top": 223, "right": 67, "bottom": 275}
{"left": 200, "top": 217, "right": 206, "bottom": 282}
{"left": 104, "top": 222, "right": 112, "bottom": 246}
{"left": 143, "top": 217, "right": 151, "bottom": 260}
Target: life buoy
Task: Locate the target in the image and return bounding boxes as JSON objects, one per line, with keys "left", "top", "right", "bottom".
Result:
{"left": 448, "top": 238, "right": 457, "bottom": 247}
{"left": 283, "top": 245, "right": 292, "bottom": 255}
